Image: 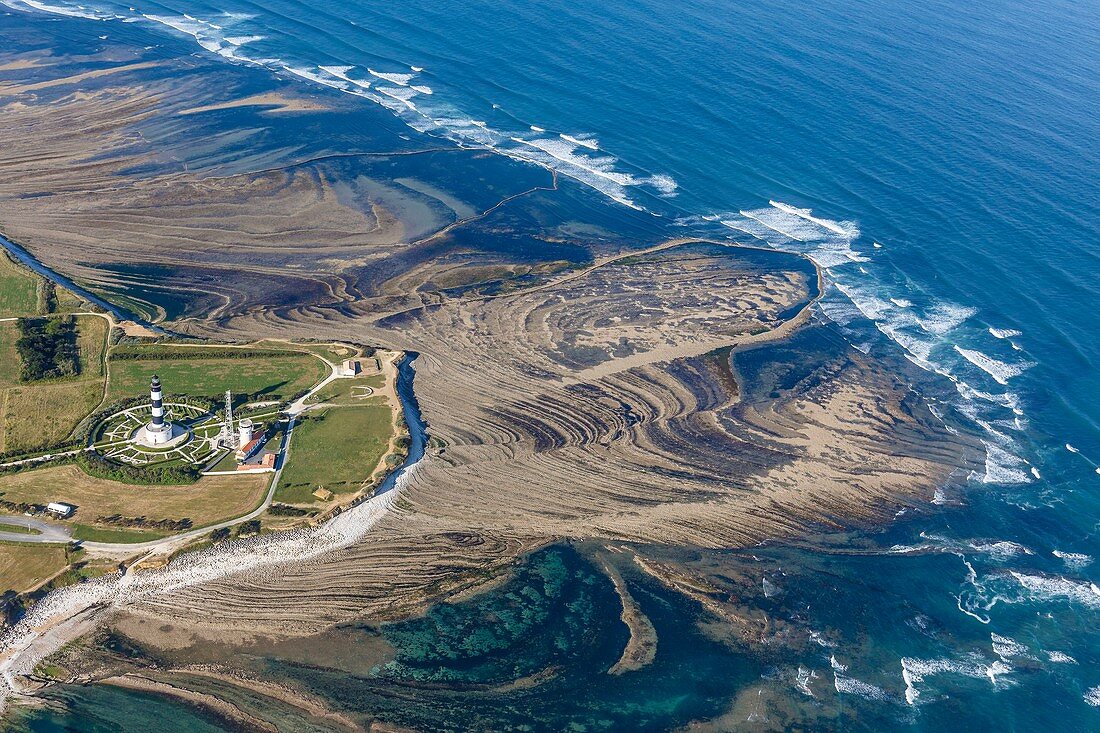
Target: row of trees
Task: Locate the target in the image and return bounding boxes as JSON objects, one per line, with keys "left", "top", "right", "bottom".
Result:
{"left": 95, "top": 514, "right": 192, "bottom": 531}
{"left": 77, "top": 452, "right": 199, "bottom": 485}
{"left": 15, "top": 316, "right": 80, "bottom": 382}
{"left": 109, "top": 347, "right": 298, "bottom": 361}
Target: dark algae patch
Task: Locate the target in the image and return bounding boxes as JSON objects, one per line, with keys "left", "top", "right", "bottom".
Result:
{"left": 252, "top": 545, "right": 757, "bottom": 732}
{"left": 3, "top": 684, "right": 238, "bottom": 733}
{"left": 5, "top": 545, "right": 764, "bottom": 732}
{"left": 379, "top": 545, "right": 622, "bottom": 686}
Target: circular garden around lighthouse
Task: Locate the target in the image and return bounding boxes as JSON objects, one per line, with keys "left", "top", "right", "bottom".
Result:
{"left": 0, "top": 256, "right": 404, "bottom": 600}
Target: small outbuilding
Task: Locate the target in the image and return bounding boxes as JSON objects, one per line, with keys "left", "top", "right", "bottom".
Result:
{"left": 339, "top": 359, "right": 362, "bottom": 376}
{"left": 312, "top": 487, "right": 334, "bottom": 502}
{"left": 46, "top": 502, "right": 74, "bottom": 518}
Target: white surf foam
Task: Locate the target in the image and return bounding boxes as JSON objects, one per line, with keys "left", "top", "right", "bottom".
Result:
{"left": 794, "top": 665, "right": 818, "bottom": 696}
{"left": 989, "top": 327, "right": 1022, "bottom": 339}
{"left": 954, "top": 346, "right": 1033, "bottom": 385}
{"left": 980, "top": 441, "right": 1031, "bottom": 484}
{"left": 1085, "top": 686, "right": 1100, "bottom": 707}
{"left": 901, "top": 656, "right": 1011, "bottom": 705}
{"left": 560, "top": 133, "right": 599, "bottom": 150}
{"left": 318, "top": 64, "right": 354, "bottom": 80}
{"left": 1009, "top": 571, "right": 1100, "bottom": 609}
{"left": 376, "top": 85, "right": 420, "bottom": 110}
{"left": 1053, "top": 550, "right": 1093, "bottom": 570}
{"left": 1046, "top": 650, "right": 1077, "bottom": 664}
{"left": 143, "top": 13, "right": 262, "bottom": 62}
{"left": 769, "top": 200, "right": 859, "bottom": 238}
{"left": 990, "top": 633, "right": 1035, "bottom": 662}
{"left": 509, "top": 135, "right": 645, "bottom": 209}
{"left": 367, "top": 68, "right": 414, "bottom": 86}
{"left": 834, "top": 672, "right": 891, "bottom": 701}
{"left": 3, "top": 0, "right": 112, "bottom": 19}
{"left": 917, "top": 303, "right": 977, "bottom": 335}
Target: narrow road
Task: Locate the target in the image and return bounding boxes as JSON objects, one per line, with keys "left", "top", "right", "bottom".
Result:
{"left": 78, "top": 354, "right": 342, "bottom": 557}
{"left": 0, "top": 517, "right": 70, "bottom": 544}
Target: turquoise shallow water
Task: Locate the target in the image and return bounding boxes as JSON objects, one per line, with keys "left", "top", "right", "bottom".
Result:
{"left": 1, "top": 0, "right": 1099, "bottom": 728}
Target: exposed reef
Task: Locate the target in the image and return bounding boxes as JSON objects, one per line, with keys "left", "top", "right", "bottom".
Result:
{"left": 0, "top": 14, "right": 981, "bottom": 721}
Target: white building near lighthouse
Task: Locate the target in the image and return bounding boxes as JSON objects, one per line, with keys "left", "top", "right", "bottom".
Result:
{"left": 238, "top": 418, "right": 254, "bottom": 446}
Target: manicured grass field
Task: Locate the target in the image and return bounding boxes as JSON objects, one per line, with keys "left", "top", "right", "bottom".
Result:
{"left": 106, "top": 349, "right": 327, "bottom": 403}
{"left": 71, "top": 524, "right": 169, "bottom": 543}
{"left": 0, "top": 522, "right": 40, "bottom": 536}
{"left": 306, "top": 373, "right": 386, "bottom": 405}
{"left": 0, "top": 464, "right": 270, "bottom": 530}
{"left": 0, "top": 253, "right": 40, "bottom": 317}
{"left": 0, "top": 315, "right": 107, "bottom": 453}
{"left": 276, "top": 404, "right": 394, "bottom": 504}
{"left": 0, "top": 542, "right": 68, "bottom": 594}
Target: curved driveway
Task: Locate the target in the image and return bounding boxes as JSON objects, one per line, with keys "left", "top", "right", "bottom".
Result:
{"left": 0, "top": 516, "right": 72, "bottom": 544}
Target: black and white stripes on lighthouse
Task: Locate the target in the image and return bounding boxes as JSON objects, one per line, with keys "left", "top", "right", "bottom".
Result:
{"left": 137, "top": 373, "right": 179, "bottom": 446}
{"left": 150, "top": 374, "right": 165, "bottom": 427}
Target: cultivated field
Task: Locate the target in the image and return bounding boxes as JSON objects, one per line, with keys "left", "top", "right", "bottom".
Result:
{"left": 0, "top": 464, "right": 270, "bottom": 530}
{"left": 276, "top": 404, "right": 394, "bottom": 504}
{"left": 106, "top": 348, "right": 327, "bottom": 403}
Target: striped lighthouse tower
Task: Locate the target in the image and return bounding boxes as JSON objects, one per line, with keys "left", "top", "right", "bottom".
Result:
{"left": 140, "top": 373, "right": 175, "bottom": 445}
{"left": 150, "top": 374, "right": 165, "bottom": 427}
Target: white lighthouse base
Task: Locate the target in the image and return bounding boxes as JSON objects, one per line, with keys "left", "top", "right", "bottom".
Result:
{"left": 134, "top": 422, "right": 186, "bottom": 448}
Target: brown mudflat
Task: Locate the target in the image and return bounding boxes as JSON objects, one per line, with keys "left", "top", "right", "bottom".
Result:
{"left": 0, "top": 28, "right": 977, "bottom": 650}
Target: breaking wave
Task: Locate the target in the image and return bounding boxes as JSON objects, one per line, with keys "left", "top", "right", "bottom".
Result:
{"left": 901, "top": 655, "right": 1012, "bottom": 705}
{"left": 715, "top": 201, "right": 1039, "bottom": 487}
{"left": 2, "top": 1, "right": 678, "bottom": 211}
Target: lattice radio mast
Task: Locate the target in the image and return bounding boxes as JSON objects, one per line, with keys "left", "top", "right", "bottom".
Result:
{"left": 222, "top": 389, "right": 237, "bottom": 448}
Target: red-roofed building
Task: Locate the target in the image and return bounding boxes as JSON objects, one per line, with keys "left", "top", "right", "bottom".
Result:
{"left": 236, "top": 435, "right": 263, "bottom": 461}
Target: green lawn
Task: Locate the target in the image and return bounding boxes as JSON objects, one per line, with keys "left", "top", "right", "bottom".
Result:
{"left": 0, "top": 253, "right": 40, "bottom": 317}
{"left": 107, "top": 349, "right": 327, "bottom": 403}
{"left": 306, "top": 373, "right": 386, "bottom": 405}
{"left": 0, "top": 522, "right": 41, "bottom": 536}
{"left": 276, "top": 405, "right": 394, "bottom": 504}
{"left": 71, "top": 524, "right": 169, "bottom": 543}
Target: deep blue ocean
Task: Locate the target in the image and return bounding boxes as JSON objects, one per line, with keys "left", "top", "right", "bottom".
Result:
{"left": 2, "top": 0, "right": 1099, "bottom": 728}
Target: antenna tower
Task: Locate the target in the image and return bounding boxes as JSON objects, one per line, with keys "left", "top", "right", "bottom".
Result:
{"left": 223, "top": 390, "right": 237, "bottom": 448}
